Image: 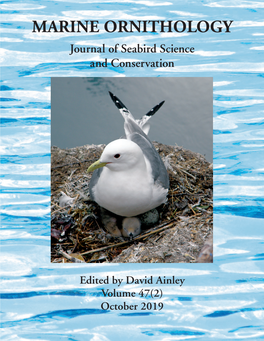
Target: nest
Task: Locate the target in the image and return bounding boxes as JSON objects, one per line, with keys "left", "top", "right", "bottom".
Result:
{"left": 51, "top": 142, "right": 213, "bottom": 263}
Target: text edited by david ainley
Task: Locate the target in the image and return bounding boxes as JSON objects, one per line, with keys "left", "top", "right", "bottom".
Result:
{"left": 80, "top": 275, "right": 186, "bottom": 311}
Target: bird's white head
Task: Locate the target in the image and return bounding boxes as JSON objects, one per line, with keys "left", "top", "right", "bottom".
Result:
{"left": 100, "top": 139, "right": 145, "bottom": 171}
{"left": 87, "top": 138, "right": 146, "bottom": 173}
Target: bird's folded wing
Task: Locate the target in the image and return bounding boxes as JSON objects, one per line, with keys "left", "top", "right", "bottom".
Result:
{"left": 125, "top": 116, "right": 169, "bottom": 190}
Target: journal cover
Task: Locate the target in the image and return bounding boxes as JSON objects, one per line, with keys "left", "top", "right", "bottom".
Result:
{"left": 1, "top": 1, "right": 263, "bottom": 340}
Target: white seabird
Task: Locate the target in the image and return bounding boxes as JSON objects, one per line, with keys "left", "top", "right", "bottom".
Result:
{"left": 87, "top": 92, "right": 169, "bottom": 237}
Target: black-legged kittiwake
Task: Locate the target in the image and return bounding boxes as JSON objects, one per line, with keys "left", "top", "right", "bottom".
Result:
{"left": 87, "top": 92, "right": 169, "bottom": 238}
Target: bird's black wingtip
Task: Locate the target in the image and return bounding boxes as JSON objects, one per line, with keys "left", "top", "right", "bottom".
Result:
{"left": 146, "top": 100, "right": 165, "bottom": 117}
{"left": 109, "top": 92, "right": 127, "bottom": 110}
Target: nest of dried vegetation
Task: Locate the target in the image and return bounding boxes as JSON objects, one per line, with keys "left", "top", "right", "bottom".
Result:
{"left": 51, "top": 142, "right": 213, "bottom": 263}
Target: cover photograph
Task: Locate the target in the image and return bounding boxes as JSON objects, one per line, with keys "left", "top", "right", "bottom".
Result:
{"left": 1, "top": 0, "right": 264, "bottom": 340}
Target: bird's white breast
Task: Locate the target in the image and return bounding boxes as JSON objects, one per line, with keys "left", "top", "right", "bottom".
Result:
{"left": 93, "top": 166, "right": 154, "bottom": 216}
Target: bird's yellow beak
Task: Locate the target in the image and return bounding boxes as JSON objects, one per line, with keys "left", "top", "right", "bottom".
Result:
{"left": 87, "top": 160, "right": 108, "bottom": 173}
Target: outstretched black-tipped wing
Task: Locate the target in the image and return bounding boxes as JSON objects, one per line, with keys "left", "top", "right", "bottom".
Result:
{"left": 145, "top": 100, "right": 165, "bottom": 117}
{"left": 109, "top": 92, "right": 169, "bottom": 190}
{"left": 109, "top": 91, "right": 128, "bottom": 110}
{"left": 109, "top": 91, "right": 165, "bottom": 135}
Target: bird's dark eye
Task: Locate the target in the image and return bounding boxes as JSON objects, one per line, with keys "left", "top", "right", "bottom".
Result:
{"left": 114, "top": 154, "right": 120, "bottom": 159}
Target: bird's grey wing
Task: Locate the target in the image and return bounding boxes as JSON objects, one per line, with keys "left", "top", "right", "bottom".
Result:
{"left": 135, "top": 100, "right": 165, "bottom": 135}
{"left": 109, "top": 92, "right": 135, "bottom": 133}
{"left": 109, "top": 91, "right": 164, "bottom": 135}
{"left": 109, "top": 91, "right": 169, "bottom": 189}
{"left": 89, "top": 167, "right": 103, "bottom": 201}
{"left": 125, "top": 116, "right": 170, "bottom": 189}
